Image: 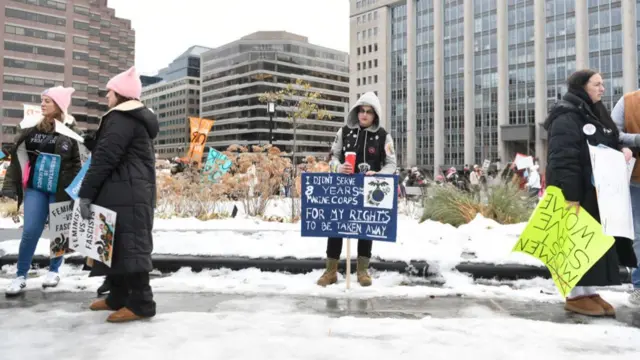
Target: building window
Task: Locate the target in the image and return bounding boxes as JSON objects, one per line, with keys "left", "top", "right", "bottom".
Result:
{"left": 374, "top": 27, "right": 378, "bottom": 37}
{"left": 368, "top": 60, "right": 372, "bottom": 68}
{"left": 363, "top": 46, "right": 367, "bottom": 54}
{"left": 357, "top": 78, "right": 361, "bottom": 86}
{"left": 5, "top": 24, "right": 65, "bottom": 42}
{"left": 374, "top": 11, "right": 378, "bottom": 20}
{"left": 4, "top": 57, "right": 64, "bottom": 73}
{"left": 374, "top": 43, "right": 378, "bottom": 52}
{"left": 374, "top": 59, "right": 378, "bottom": 67}
{"left": 73, "top": 5, "right": 90, "bottom": 15}
{"left": 4, "top": 75, "right": 62, "bottom": 88}
{"left": 357, "top": 63, "right": 361, "bottom": 71}
{"left": 73, "top": 21, "right": 90, "bottom": 31}
{"left": 357, "top": 47, "right": 361, "bottom": 55}
{"left": 72, "top": 67, "right": 89, "bottom": 76}
{"left": 5, "top": 7, "right": 66, "bottom": 26}
{"left": 11, "top": 0, "right": 66, "bottom": 11}
{"left": 368, "top": 44, "right": 372, "bottom": 53}
{"left": 73, "top": 36, "right": 89, "bottom": 45}
{"left": 363, "top": 77, "right": 367, "bottom": 85}
{"left": 363, "top": 62, "right": 367, "bottom": 69}
{"left": 4, "top": 41, "right": 64, "bottom": 58}
{"left": 374, "top": 75, "right": 378, "bottom": 83}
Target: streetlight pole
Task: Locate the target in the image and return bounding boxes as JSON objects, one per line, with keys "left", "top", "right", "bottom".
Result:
{"left": 267, "top": 102, "right": 276, "bottom": 145}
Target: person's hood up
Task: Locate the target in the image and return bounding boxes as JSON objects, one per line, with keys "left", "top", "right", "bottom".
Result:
{"left": 346, "top": 92, "right": 382, "bottom": 132}
{"left": 103, "top": 100, "right": 159, "bottom": 139}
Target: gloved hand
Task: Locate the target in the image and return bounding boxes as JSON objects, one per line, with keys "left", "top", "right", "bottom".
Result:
{"left": 78, "top": 198, "right": 92, "bottom": 220}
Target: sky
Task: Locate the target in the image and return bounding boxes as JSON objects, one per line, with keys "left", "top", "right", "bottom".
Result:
{"left": 107, "top": 0, "right": 351, "bottom": 75}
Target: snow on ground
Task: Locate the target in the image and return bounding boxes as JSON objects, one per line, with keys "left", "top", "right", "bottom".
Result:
{"left": 0, "top": 264, "right": 636, "bottom": 308}
{"left": 1, "top": 300, "right": 639, "bottom": 360}
{"left": 0, "top": 216, "right": 21, "bottom": 229}
{"left": 0, "top": 206, "right": 539, "bottom": 273}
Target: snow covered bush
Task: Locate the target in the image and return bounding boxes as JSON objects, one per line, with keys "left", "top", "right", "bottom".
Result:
{"left": 0, "top": 199, "right": 20, "bottom": 218}
{"left": 420, "top": 182, "right": 533, "bottom": 226}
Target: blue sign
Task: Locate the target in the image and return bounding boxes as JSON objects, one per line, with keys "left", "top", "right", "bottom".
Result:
{"left": 65, "top": 156, "right": 90, "bottom": 200}
{"left": 301, "top": 173, "right": 398, "bottom": 242}
{"left": 202, "top": 149, "right": 232, "bottom": 183}
{"left": 0, "top": 151, "right": 5, "bottom": 160}
{"left": 32, "top": 153, "right": 61, "bottom": 194}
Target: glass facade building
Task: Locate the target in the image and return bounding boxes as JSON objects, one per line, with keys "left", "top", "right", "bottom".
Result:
{"left": 352, "top": 0, "right": 640, "bottom": 172}
{"left": 200, "top": 31, "right": 349, "bottom": 161}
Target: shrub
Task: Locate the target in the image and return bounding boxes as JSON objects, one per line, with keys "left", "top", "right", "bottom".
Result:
{"left": 0, "top": 199, "right": 20, "bottom": 218}
{"left": 420, "top": 182, "right": 534, "bottom": 226}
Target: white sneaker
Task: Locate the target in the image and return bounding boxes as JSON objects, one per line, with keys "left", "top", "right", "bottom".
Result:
{"left": 629, "top": 289, "right": 640, "bottom": 306}
{"left": 42, "top": 272, "right": 60, "bottom": 289}
{"left": 5, "top": 276, "right": 26, "bottom": 296}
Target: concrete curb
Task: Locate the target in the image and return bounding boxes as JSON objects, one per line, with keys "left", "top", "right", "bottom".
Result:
{"left": 0, "top": 254, "right": 631, "bottom": 283}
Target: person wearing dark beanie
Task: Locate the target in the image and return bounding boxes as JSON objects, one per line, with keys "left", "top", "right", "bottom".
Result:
{"left": 543, "top": 69, "right": 636, "bottom": 317}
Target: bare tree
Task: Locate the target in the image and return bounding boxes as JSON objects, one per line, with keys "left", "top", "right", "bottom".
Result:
{"left": 259, "top": 78, "right": 332, "bottom": 220}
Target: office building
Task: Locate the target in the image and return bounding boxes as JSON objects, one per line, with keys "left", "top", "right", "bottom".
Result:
{"left": 0, "top": 0, "right": 135, "bottom": 149}
{"left": 200, "top": 31, "right": 350, "bottom": 161}
{"left": 141, "top": 46, "right": 208, "bottom": 159}
{"left": 350, "top": 0, "right": 638, "bottom": 171}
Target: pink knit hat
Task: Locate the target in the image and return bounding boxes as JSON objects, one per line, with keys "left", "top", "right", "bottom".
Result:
{"left": 106, "top": 66, "right": 142, "bottom": 100}
{"left": 41, "top": 86, "right": 75, "bottom": 114}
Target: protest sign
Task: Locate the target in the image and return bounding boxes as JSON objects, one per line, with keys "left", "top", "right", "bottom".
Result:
{"left": 185, "top": 117, "right": 214, "bottom": 166}
{"left": 301, "top": 173, "right": 398, "bottom": 242}
{"left": 69, "top": 202, "right": 117, "bottom": 267}
{"left": 32, "top": 153, "right": 61, "bottom": 194}
{"left": 65, "top": 156, "right": 90, "bottom": 200}
{"left": 48, "top": 201, "right": 73, "bottom": 257}
{"left": 202, "top": 149, "right": 232, "bottom": 183}
{"left": 588, "top": 144, "right": 634, "bottom": 239}
{"left": 512, "top": 186, "right": 615, "bottom": 298}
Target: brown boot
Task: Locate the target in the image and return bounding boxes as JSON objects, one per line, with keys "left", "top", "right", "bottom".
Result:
{"left": 107, "top": 307, "right": 144, "bottom": 323}
{"left": 590, "top": 295, "right": 615, "bottom": 317}
{"left": 357, "top": 256, "right": 372, "bottom": 287}
{"left": 89, "top": 299, "right": 114, "bottom": 312}
{"left": 317, "top": 258, "right": 339, "bottom": 287}
{"left": 564, "top": 296, "right": 605, "bottom": 317}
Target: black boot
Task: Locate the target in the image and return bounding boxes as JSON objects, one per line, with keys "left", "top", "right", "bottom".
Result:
{"left": 97, "top": 277, "right": 111, "bottom": 296}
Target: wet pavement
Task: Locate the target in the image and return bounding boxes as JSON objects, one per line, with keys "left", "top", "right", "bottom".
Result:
{"left": 2, "top": 290, "right": 639, "bottom": 329}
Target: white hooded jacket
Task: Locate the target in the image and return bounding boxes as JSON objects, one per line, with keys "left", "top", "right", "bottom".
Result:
{"left": 329, "top": 92, "right": 397, "bottom": 174}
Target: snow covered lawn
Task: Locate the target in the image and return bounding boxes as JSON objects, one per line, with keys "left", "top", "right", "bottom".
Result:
{"left": 2, "top": 299, "right": 639, "bottom": 360}
{"left": 0, "top": 212, "right": 540, "bottom": 273}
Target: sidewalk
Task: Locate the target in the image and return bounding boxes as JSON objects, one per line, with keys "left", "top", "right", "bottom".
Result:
{"left": 2, "top": 290, "right": 639, "bottom": 328}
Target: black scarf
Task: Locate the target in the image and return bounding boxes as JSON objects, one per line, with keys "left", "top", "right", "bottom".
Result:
{"left": 568, "top": 87, "right": 619, "bottom": 139}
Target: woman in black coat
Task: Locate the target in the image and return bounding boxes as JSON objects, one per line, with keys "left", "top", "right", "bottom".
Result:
{"left": 77, "top": 67, "right": 159, "bottom": 323}
{"left": 544, "top": 69, "right": 636, "bottom": 317}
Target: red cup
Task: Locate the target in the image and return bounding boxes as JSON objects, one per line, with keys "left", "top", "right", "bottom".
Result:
{"left": 345, "top": 152, "right": 356, "bottom": 174}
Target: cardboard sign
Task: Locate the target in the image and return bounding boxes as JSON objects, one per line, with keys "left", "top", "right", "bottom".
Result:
{"left": 301, "top": 173, "right": 398, "bottom": 242}
{"left": 65, "top": 156, "right": 90, "bottom": 200}
{"left": 512, "top": 186, "right": 615, "bottom": 297}
{"left": 48, "top": 201, "right": 74, "bottom": 258}
{"left": 32, "top": 153, "right": 61, "bottom": 193}
{"left": 69, "top": 202, "right": 117, "bottom": 267}
{"left": 202, "top": 149, "right": 232, "bottom": 183}
{"left": 185, "top": 117, "right": 214, "bottom": 167}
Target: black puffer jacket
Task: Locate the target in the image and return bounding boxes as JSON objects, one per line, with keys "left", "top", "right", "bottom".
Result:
{"left": 544, "top": 91, "right": 636, "bottom": 286}
{"left": 79, "top": 100, "right": 159, "bottom": 275}
{"left": 1, "top": 121, "right": 81, "bottom": 209}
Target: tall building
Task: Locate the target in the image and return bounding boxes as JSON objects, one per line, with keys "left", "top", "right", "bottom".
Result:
{"left": 0, "top": 0, "right": 135, "bottom": 149}
{"left": 350, "top": 0, "right": 639, "bottom": 172}
{"left": 141, "top": 46, "right": 208, "bottom": 159}
{"left": 200, "top": 31, "right": 350, "bottom": 161}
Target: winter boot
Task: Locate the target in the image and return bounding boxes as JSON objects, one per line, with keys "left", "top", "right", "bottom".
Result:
{"left": 564, "top": 296, "right": 605, "bottom": 317}
{"left": 90, "top": 299, "right": 115, "bottom": 312}
{"left": 316, "top": 258, "right": 339, "bottom": 287}
{"left": 589, "top": 295, "right": 615, "bottom": 317}
{"left": 107, "top": 308, "right": 145, "bottom": 323}
{"left": 357, "top": 256, "right": 372, "bottom": 287}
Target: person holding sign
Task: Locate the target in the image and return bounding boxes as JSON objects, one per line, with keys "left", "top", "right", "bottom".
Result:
{"left": 611, "top": 89, "right": 640, "bottom": 306}
{"left": 1, "top": 86, "right": 83, "bottom": 296}
{"left": 544, "top": 69, "right": 636, "bottom": 316}
{"left": 317, "top": 92, "right": 397, "bottom": 287}
{"left": 76, "top": 67, "right": 158, "bottom": 323}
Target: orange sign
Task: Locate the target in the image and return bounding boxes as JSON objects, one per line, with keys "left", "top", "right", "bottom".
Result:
{"left": 185, "top": 117, "right": 214, "bottom": 166}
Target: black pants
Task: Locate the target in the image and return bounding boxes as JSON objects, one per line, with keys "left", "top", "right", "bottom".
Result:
{"left": 105, "top": 272, "right": 156, "bottom": 318}
{"left": 326, "top": 237, "right": 372, "bottom": 259}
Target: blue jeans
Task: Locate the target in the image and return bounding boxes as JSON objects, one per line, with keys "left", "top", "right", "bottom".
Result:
{"left": 631, "top": 184, "right": 640, "bottom": 288}
{"left": 17, "top": 188, "right": 63, "bottom": 278}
